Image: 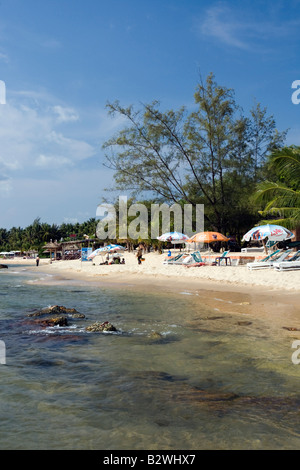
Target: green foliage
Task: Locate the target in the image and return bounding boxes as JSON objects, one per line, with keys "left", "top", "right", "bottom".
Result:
{"left": 103, "top": 73, "right": 286, "bottom": 236}
{"left": 0, "top": 218, "right": 98, "bottom": 253}
{"left": 254, "top": 146, "right": 300, "bottom": 229}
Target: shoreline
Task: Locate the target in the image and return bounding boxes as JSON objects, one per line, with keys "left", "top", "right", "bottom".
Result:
{"left": 2, "top": 250, "right": 299, "bottom": 292}
{"left": 2, "top": 254, "right": 300, "bottom": 293}
{"left": 2, "top": 256, "right": 300, "bottom": 332}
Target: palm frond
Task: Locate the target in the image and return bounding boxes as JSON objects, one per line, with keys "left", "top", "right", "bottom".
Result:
{"left": 254, "top": 145, "right": 300, "bottom": 229}
{"left": 269, "top": 146, "right": 300, "bottom": 186}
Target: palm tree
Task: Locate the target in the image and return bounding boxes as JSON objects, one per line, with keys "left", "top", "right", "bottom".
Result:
{"left": 254, "top": 146, "right": 300, "bottom": 230}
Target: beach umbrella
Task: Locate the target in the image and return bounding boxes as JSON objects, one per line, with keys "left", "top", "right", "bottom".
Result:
{"left": 187, "top": 231, "right": 229, "bottom": 243}
{"left": 242, "top": 224, "right": 294, "bottom": 242}
{"left": 157, "top": 232, "right": 189, "bottom": 244}
{"left": 87, "top": 244, "right": 125, "bottom": 259}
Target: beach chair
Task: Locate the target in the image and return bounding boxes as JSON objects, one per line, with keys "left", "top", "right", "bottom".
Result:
{"left": 246, "top": 249, "right": 280, "bottom": 269}
{"left": 265, "top": 240, "right": 278, "bottom": 250}
{"left": 273, "top": 250, "right": 300, "bottom": 271}
{"left": 184, "top": 251, "right": 206, "bottom": 267}
{"left": 163, "top": 253, "right": 190, "bottom": 265}
{"left": 191, "top": 251, "right": 204, "bottom": 263}
{"left": 247, "top": 249, "right": 289, "bottom": 270}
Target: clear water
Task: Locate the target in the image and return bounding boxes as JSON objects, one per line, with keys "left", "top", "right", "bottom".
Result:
{"left": 0, "top": 265, "right": 300, "bottom": 450}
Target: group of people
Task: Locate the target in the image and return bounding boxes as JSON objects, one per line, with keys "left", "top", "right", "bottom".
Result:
{"left": 100, "top": 251, "right": 125, "bottom": 265}
{"left": 100, "top": 244, "right": 145, "bottom": 266}
{"left": 35, "top": 244, "right": 148, "bottom": 267}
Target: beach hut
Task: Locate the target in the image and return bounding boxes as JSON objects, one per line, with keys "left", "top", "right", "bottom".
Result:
{"left": 61, "top": 242, "right": 81, "bottom": 260}
{"left": 43, "top": 241, "right": 62, "bottom": 261}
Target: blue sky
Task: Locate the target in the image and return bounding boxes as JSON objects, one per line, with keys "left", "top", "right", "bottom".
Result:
{"left": 0, "top": 0, "right": 300, "bottom": 229}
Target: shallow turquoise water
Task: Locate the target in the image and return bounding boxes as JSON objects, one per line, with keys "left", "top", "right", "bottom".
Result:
{"left": 0, "top": 265, "right": 300, "bottom": 450}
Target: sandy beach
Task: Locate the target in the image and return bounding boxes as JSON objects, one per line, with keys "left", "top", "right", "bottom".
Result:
{"left": 16, "top": 250, "right": 300, "bottom": 290}
{"left": 2, "top": 251, "right": 300, "bottom": 292}
{"left": 2, "top": 251, "right": 300, "bottom": 330}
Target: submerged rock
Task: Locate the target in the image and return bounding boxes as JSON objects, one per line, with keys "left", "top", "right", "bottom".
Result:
{"left": 34, "top": 316, "right": 69, "bottom": 327}
{"left": 148, "top": 331, "right": 163, "bottom": 340}
{"left": 25, "top": 305, "right": 86, "bottom": 331}
{"left": 86, "top": 321, "right": 117, "bottom": 332}
{"left": 28, "top": 305, "right": 84, "bottom": 318}
{"left": 70, "top": 313, "right": 86, "bottom": 319}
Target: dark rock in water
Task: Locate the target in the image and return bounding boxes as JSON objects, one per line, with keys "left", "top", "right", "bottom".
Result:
{"left": 148, "top": 331, "right": 163, "bottom": 340}
{"left": 86, "top": 321, "right": 117, "bottom": 332}
{"left": 28, "top": 305, "right": 83, "bottom": 318}
{"left": 70, "top": 313, "right": 86, "bottom": 319}
{"left": 25, "top": 305, "right": 86, "bottom": 332}
{"left": 42, "top": 305, "right": 78, "bottom": 314}
{"left": 0, "top": 264, "right": 8, "bottom": 269}
{"left": 34, "top": 316, "right": 68, "bottom": 327}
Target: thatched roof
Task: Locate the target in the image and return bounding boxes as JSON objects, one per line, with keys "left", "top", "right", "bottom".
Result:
{"left": 43, "top": 241, "right": 62, "bottom": 251}
{"left": 63, "top": 243, "right": 80, "bottom": 250}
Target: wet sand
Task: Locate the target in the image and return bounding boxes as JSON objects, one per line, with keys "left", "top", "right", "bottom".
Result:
{"left": 3, "top": 257, "right": 300, "bottom": 338}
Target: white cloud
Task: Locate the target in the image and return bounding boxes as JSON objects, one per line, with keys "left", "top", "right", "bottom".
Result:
{"left": 0, "top": 177, "right": 12, "bottom": 196}
{"left": 47, "top": 131, "right": 95, "bottom": 161}
{"left": 0, "top": 89, "right": 126, "bottom": 228}
{"left": 200, "top": 4, "right": 249, "bottom": 50}
{"left": 35, "top": 154, "right": 72, "bottom": 168}
{"left": 52, "top": 105, "right": 79, "bottom": 123}
{"left": 0, "top": 51, "right": 8, "bottom": 62}
{"left": 0, "top": 96, "right": 96, "bottom": 177}
{"left": 198, "top": 3, "right": 300, "bottom": 51}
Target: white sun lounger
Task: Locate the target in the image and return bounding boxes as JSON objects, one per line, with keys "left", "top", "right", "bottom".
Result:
{"left": 273, "top": 250, "right": 300, "bottom": 271}
{"left": 247, "top": 249, "right": 291, "bottom": 270}
{"left": 163, "top": 253, "right": 189, "bottom": 265}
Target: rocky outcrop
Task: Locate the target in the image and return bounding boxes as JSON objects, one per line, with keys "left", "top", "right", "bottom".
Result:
{"left": 34, "top": 316, "right": 69, "bottom": 327}
{"left": 86, "top": 321, "right": 117, "bottom": 332}
{"left": 28, "top": 305, "right": 85, "bottom": 318}
{"left": 147, "top": 331, "right": 163, "bottom": 340}
{"left": 0, "top": 264, "right": 8, "bottom": 269}
{"left": 26, "top": 306, "right": 119, "bottom": 335}
{"left": 26, "top": 305, "right": 86, "bottom": 330}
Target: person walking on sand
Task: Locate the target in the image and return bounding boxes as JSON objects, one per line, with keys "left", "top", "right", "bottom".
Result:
{"left": 36, "top": 256, "right": 40, "bottom": 267}
{"left": 136, "top": 244, "right": 143, "bottom": 265}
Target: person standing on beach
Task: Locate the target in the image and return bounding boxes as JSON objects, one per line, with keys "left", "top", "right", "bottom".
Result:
{"left": 136, "top": 244, "right": 143, "bottom": 265}
{"left": 36, "top": 256, "right": 40, "bottom": 266}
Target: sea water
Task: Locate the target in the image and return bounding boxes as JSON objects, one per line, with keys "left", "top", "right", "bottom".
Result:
{"left": 0, "top": 265, "right": 300, "bottom": 450}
